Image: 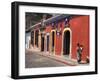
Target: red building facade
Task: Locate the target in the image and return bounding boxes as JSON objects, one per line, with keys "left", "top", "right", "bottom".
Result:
{"left": 28, "top": 15, "right": 89, "bottom": 62}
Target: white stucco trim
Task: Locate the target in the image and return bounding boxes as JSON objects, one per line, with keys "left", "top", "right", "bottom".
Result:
{"left": 61, "top": 27, "right": 72, "bottom": 59}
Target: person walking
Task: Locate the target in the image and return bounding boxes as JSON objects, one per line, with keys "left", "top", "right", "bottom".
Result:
{"left": 76, "top": 43, "right": 83, "bottom": 63}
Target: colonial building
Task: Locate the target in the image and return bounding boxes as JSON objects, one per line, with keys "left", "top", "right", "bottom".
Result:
{"left": 26, "top": 14, "right": 89, "bottom": 62}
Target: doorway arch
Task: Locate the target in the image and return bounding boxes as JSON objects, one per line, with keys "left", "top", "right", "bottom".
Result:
{"left": 35, "top": 30, "right": 39, "bottom": 47}
{"left": 50, "top": 30, "right": 56, "bottom": 54}
{"left": 63, "top": 31, "right": 70, "bottom": 55}
{"left": 62, "top": 28, "right": 72, "bottom": 58}
{"left": 46, "top": 35, "right": 50, "bottom": 51}
{"left": 41, "top": 33, "right": 44, "bottom": 51}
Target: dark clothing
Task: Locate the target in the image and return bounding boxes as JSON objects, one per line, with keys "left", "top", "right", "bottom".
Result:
{"left": 77, "top": 47, "right": 82, "bottom": 63}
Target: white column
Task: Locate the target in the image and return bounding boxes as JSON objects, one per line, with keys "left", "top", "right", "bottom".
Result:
{"left": 38, "top": 30, "right": 41, "bottom": 51}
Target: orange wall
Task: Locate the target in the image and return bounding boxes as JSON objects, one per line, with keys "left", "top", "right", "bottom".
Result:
{"left": 55, "top": 21, "right": 63, "bottom": 55}
{"left": 69, "top": 16, "right": 89, "bottom": 61}
{"left": 33, "top": 15, "right": 89, "bottom": 61}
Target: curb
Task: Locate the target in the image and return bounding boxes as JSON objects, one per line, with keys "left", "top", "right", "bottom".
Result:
{"left": 39, "top": 53, "right": 77, "bottom": 66}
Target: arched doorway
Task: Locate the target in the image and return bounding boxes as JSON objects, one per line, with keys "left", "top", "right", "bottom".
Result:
{"left": 50, "top": 30, "right": 56, "bottom": 54}
{"left": 52, "top": 32, "right": 55, "bottom": 49}
{"left": 31, "top": 31, "right": 34, "bottom": 47}
{"left": 63, "top": 31, "right": 70, "bottom": 55}
{"left": 35, "top": 30, "right": 39, "bottom": 47}
{"left": 41, "top": 34, "right": 44, "bottom": 51}
{"left": 47, "top": 35, "right": 49, "bottom": 51}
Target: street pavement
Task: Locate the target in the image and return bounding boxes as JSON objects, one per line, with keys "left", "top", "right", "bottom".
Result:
{"left": 25, "top": 49, "right": 89, "bottom": 68}
{"left": 25, "top": 51, "right": 68, "bottom": 68}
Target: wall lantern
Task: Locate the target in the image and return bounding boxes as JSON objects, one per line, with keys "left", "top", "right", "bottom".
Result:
{"left": 41, "top": 32, "right": 46, "bottom": 37}
{"left": 56, "top": 27, "right": 61, "bottom": 36}
{"left": 52, "top": 22, "right": 55, "bottom": 27}
{"left": 65, "top": 18, "right": 68, "bottom": 25}
{"left": 65, "top": 18, "right": 70, "bottom": 27}
{"left": 55, "top": 21, "right": 58, "bottom": 28}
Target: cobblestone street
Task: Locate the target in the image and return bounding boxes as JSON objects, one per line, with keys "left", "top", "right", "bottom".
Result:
{"left": 25, "top": 50, "right": 68, "bottom": 68}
